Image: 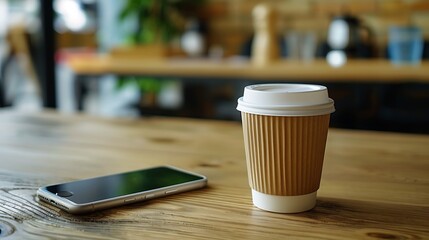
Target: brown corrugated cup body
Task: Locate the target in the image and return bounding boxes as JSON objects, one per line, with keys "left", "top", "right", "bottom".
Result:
{"left": 237, "top": 84, "right": 335, "bottom": 213}
{"left": 242, "top": 113, "right": 330, "bottom": 196}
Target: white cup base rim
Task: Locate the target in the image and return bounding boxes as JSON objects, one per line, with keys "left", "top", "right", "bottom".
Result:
{"left": 252, "top": 190, "right": 317, "bottom": 213}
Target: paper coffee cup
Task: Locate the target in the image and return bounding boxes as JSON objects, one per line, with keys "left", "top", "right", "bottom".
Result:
{"left": 237, "top": 84, "right": 335, "bottom": 213}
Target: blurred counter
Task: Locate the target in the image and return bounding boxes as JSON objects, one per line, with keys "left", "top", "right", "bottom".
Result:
{"left": 66, "top": 55, "right": 429, "bottom": 134}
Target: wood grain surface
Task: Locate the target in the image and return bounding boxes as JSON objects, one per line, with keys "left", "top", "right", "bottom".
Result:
{"left": 0, "top": 110, "right": 428, "bottom": 239}
{"left": 67, "top": 55, "right": 429, "bottom": 82}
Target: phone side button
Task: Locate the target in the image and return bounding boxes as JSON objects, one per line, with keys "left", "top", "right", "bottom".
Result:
{"left": 124, "top": 198, "right": 136, "bottom": 203}
{"left": 165, "top": 189, "right": 178, "bottom": 194}
{"left": 145, "top": 194, "right": 156, "bottom": 199}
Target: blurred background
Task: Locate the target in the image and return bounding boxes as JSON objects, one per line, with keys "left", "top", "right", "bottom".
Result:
{"left": 0, "top": 0, "right": 428, "bottom": 133}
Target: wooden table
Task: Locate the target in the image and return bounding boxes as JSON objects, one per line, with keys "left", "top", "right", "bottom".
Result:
{"left": 0, "top": 110, "right": 428, "bottom": 239}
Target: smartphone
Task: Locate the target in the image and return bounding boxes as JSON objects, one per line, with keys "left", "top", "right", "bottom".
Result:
{"left": 37, "top": 166, "right": 207, "bottom": 214}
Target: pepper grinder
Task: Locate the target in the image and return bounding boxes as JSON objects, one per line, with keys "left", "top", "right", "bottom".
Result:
{"left": 251, "top": 4, "right": 279, "bottom": 66}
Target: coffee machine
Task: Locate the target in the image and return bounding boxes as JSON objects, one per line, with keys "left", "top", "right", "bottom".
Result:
{"left": 324, "top": 15, "right": 373, "bottom": 66}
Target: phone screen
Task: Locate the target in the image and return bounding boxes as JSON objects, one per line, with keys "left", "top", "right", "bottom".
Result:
{"left": 45, "top": 166, "right": 204, "bottom": 204}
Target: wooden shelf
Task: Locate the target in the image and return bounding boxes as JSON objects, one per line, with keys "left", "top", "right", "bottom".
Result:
{"left": 68, "top": 55, "right": 429, "bottom": 82}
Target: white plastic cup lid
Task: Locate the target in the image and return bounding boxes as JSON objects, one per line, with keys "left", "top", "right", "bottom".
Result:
{"left": 237, "top": 84, "right": 335, "bottom": 116}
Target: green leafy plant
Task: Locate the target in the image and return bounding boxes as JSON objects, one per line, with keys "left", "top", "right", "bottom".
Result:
{"left": 119, "top": 0, "right": 204, "bottom": 44}
{"left": 116, "top": 76, "right": 163, "bottom": 94}
{"left": 116, "top": 0, "right": 205, "bottom": 104}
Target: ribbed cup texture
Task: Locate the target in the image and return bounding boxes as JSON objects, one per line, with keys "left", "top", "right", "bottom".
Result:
{"left": 241, "top": 112, "right": 330, "bottom": 196}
